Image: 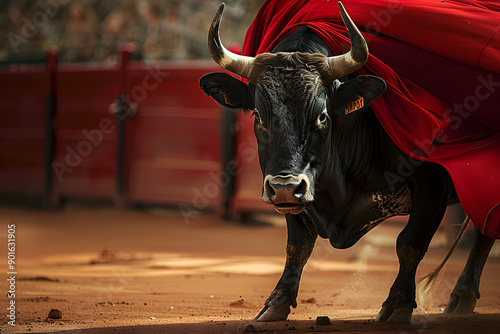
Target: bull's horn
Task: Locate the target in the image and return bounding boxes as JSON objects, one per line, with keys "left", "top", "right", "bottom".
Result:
{"left": 327, "top": 2, "right": 369, "bottom": 78}
{"left": 208, "top": 3, "right": 255, "bottom": 79}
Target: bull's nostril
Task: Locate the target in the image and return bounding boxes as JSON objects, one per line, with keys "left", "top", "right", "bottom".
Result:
{"left": 265, "top": 180, "right": 276, "bottom": 200}
{"left": 294, "top": 179, "right": 307, "bottom": 199}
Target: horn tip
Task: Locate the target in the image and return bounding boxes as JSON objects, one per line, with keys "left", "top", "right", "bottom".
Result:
{"left": 211, "top": 3, "right": 225, "bottom": 32}
{"left": 218, "top": 3, "right": 225, "bottom": 14}
{"left": 338, "top": 1, "right": 351, "bottom": 25}
{"left": 212, "top": 3, "right": 225, "bottom": 25}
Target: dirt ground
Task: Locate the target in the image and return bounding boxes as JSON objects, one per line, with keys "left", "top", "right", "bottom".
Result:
{"left": 0, "top": 205, "right": 499, "bottom": 334}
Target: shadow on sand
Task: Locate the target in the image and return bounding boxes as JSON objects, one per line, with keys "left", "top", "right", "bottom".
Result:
{"left": 45, "top": 314, "right": 500, "bottom": 334}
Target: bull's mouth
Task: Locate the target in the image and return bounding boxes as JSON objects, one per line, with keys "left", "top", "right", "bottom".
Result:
{"left": 273, "top": 203, "right": 305, "bottom": 215}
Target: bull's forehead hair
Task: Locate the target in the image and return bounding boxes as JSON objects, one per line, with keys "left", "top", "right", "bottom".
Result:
{"left": 254, "top": 53, "right": 329, "bottom": 141}
{"left": 254, "top": 52, "right": 330, "bottom": 109}
{"left": 249, "top": 52, "right": 333, "bottom": 85}
{"left": 257, "top": 67, "right": 324, "bottom": 109}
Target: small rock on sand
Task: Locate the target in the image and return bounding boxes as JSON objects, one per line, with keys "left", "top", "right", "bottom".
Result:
{"left": 301, "top": 297, "right": 317, "bottom": 304}
{"left": 47, "top": 309, "right": 62, "bottom": 320}
{"left": 245, "top": 324, "right": 255, "bottom": 332}
{"left": 230, "top": 298, "right": 251, "bottom": 308}
{"left": 316, "top": 316, "right": 331, "bottom": 325}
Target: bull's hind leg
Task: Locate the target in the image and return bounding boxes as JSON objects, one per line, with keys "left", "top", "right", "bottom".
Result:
{"left": 255, "top": 214, "right": 317, "bottom": 322}
{"left": 376, "top": 164, "right": 452, "bottom": 323}
{"left": 445, "top": 225, "right": 495, "bottom": 314}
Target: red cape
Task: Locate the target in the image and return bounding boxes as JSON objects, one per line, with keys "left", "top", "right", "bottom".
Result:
{"left": 241, "top": 0, "right": 500, "bottom": 238}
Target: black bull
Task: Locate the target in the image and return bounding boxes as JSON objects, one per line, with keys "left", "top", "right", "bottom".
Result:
{"left": 200, "top": 3, "right": 495, "bottom": 322}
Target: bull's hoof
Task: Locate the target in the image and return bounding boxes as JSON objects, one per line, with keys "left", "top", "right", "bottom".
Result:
{"left": 375, "top": 305, "right": 392, "bottom": 322}
{"left": 375, "top": 306, "right": 412, "bottom": 323}
{"left": 444, "top": 291, "right": 476, "bottom": 315}
{"left": 254, "top": 304, "right": 290, "bottom": 322}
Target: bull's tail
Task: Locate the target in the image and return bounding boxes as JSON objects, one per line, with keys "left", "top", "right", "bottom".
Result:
{"left": 416, "top": 216, "right": 471, "bottom": 307}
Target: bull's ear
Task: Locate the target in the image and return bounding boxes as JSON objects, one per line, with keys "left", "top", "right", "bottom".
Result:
{"left": 200, "top": 72, "right": 253, "bottom": 110}
{"left": 334, "top": 75, "right": 386, "bottom": 114}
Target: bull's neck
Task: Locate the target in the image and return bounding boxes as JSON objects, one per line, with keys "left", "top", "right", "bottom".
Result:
{"left": 321, "top": 109, "right": 400, "bottom": 196}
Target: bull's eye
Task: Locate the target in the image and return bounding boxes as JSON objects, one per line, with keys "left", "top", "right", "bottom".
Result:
{"left": 252, "top": 109, "right": 263, "bottom": 125}
{"left": 317, "top": 110, "right": 329, "bottom": 128}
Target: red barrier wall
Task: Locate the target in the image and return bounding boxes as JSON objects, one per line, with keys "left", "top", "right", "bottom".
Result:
{"left": 0, "top": 65, "right": 49, "bottom": 197}
{"left": 124, "top": 61, "right": 222, "bottom": 208}
{"left": 52, "top": 65, "right": 120, "bottom": 202}
{"left": 0, "top": 51, "right": 268, "bottom": 215}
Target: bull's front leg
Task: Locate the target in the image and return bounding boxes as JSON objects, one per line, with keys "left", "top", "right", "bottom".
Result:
{"left": 255, "top": 213, "right": 317, "bottom": 322}
{"left": 376, "top": 164, "right": 452, "bottom": 323}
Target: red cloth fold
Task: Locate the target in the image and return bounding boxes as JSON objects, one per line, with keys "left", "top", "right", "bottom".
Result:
{"left": 241, "top": 0, "right": 500, "bottom": 238}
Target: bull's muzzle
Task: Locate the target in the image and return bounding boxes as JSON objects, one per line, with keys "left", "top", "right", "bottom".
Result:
{"left": 262, "top": 174, "right": 313, "bottom": 215}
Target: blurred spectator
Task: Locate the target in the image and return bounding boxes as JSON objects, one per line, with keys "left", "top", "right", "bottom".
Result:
{"left": 6, "top": 6, "right": 25, "bottom": 49}
{"left": 162, "top": 2, "right": 185, "bottom": 60}
{"left": 100, "top": 8, "right": 122, "bottom": 52}
{"left": 100, "top": 0, "right": 145, "bottom": 60}
{"left": 63, "top": 0, "right": 98, "bottom": 62}
{"left": 143, "top": 0, "right": 185, "bottom": 61}
{"left": 142, "top": 0, "right": 164, "bottom": 60}
{"left": 0, "top": 4, "right": 48, "bottom": 55}
{"left": 121, "top": 0, "right": 146, "bottom": 45}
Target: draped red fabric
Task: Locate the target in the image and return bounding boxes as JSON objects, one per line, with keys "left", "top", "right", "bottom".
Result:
{"left": 241, "top": 0, "right": 500, "bottom": 238}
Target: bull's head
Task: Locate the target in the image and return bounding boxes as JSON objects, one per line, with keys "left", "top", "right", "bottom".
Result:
{"left": 201, "top": 2, "right": 386, "bottom": 215}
